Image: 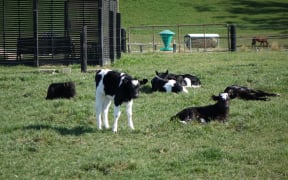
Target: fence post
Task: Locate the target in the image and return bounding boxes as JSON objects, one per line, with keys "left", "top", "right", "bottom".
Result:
{"left": 33, "top": 0, "right": 39, "bottom": 67}
{"left": 229, "top": 24, "right": 236, "bottom": 52}
{"left": 80, "top": 25, "right": 87, "bottom": 73}
{"left": 128, "top": 27, "right": 131, "bottom": 53}
{"left": 173, "top": 40, "right": 176, "bottom": 53}
{"left": 121, "top": 28, "right": 126, "bottom": 52}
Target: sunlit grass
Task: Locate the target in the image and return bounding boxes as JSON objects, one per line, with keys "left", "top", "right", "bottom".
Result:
{"left": 0, "top": 51, "right": 287, "bottom": 179}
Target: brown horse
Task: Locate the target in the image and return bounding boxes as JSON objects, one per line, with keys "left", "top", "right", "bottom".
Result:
{"left": 252, "top": 37, "right": 269, "bottom": 47}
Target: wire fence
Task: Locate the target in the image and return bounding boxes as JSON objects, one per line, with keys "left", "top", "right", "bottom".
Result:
{"left": 126, "top": 24, "right": 288, "bottom": 53}
{"left": 1, "top": 22, "right": 287, "bottom": 65}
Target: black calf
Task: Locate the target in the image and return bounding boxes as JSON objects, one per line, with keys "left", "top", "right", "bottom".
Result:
{"left": 171, "top": 93, "right": 230, "bottom": 123}
{"left": 224, "top": 85, "right": 279, "bottom": 101}
{"left": 46, "top": 82, "right": 76, "bottom": 99}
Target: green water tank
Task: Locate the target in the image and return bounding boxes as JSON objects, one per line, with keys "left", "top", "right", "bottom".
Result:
{"left": 159, "top": 30, "right": 175, "bottom": 51}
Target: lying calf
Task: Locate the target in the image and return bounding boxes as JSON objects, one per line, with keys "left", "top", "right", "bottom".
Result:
{"left": 46, "top": 81, "right": 76, "bottom": 99}
{"left": 171, "top": 93, "right": 230, "bottom": 124}
{"left": 95, "top": 69, "right": 148, "bottom": 132}
{"left": 155, "top": 70, "right": 201, "bottom": 88}
{"left": 224, "top": 85, "right": 279, "bottom": 101}
{"left": 151, "top": 75, "right": 188, "bottom": 93}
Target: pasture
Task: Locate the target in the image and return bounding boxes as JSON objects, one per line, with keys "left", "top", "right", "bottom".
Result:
{"left": 120, "top": 0, "right": 288, "bottom": 33}
{"left": 121, "top": 0, "right": 288, "bottom": 52}
{"left": 0, "top": 51, "right": 287, "bottom": 179}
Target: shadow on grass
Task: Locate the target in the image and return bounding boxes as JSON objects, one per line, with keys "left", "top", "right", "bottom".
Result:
{"left": 216, "top": 0, "right": 288, "bottom": 32}
{"left": 23, "top": 124, "right": 96, "bottom": 136}
{"left": 140, "top": 85, "right": 153, "bottom": 94}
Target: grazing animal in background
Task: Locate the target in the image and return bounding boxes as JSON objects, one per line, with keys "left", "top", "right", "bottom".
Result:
{"left": 171, "top": 93, "right": 230, "bottom": 124}
{"left": 156, "top": 70, "right": 201, "bottom": 88}
{"left": 46, "top": 82, "right": 76, "bottom": 99}
{"left": 252, "top": 37, "right": 269, "bottom": 47}
{"left": 95, "top": 69, "right": 148, "bottom": 132}
{"left": 224, "top": 85, "right": 279, "bottom": 101}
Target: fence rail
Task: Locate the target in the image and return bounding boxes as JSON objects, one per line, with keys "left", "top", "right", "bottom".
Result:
{"left": 126, "top": 24, "right": 288, "bottom": 53}
{"left": 127, "top": 24, "right": 230, "bottom": 53}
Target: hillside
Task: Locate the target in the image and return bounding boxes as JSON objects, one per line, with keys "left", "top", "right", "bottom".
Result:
{"left": 120, "top": 0, "right": 288, "bottom": 34}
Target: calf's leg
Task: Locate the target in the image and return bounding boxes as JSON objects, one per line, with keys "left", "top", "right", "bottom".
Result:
{"left": 95, "top": 96, "right": 103, "bottom": 130}
{"left": 112, "top": 105, "right": 121, "bottom": 133}
{"left": 126, "top": 100, "right": 135, "bottom": 130}
{"left": 102, "top": 99, "right": 111, "bottom": 129}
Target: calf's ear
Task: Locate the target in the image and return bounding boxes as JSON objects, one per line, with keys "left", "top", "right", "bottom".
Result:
{"left": 140, "top": 79, "right": 148, "bottom": 85}
{"left": 212, "top": 95, "right": 220, "bottom": 101}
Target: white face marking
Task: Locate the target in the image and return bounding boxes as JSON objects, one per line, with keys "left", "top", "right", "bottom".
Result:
{"left": 132, "top": 80, "right": 139, "bottom": 86}
{"left": 220, "top": 93, "right": 229, "bottom": 100}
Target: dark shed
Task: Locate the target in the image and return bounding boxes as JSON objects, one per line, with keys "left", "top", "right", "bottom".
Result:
{"left": 0, "top": 0, "right": 121, "bottom": 66}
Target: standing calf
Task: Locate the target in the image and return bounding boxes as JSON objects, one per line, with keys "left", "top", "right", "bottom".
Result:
{"left": 46, "top": 82, "right": 76, "bottom": 99}
{"left": 95, "top": 69, "right": 148, "bottom": 132}
{"left": 171, "top": 93, "right": 230, "bottom": 124}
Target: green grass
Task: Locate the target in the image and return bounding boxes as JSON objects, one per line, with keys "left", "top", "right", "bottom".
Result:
{"left": 1, "top": 1, "right": 287, "bottom": 178}
{"left": 0, "top": 51, "right": 287, "bottom": 179}
{"left": 120, "top": 0, "right": 288, "bottom": 35}
{"left": 121, "top": 0, "right": 288, "bottom": 51}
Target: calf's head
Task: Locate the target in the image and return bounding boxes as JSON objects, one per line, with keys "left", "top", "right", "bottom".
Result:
{"left": 155, "top": 70, "right": 169, "bottom": 79}
{"left": 119, "top": 77, "right": 148, "bottom": 99}
{"left": 212, "top": 93, "right": 230, "bottom": 108}
{"left": 212, "top": 92, "right": 229, "bottom": 101}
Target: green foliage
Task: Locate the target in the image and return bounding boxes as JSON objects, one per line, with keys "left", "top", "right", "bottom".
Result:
{"left": 0, "top": 52, "right": 287, "bottom": 179}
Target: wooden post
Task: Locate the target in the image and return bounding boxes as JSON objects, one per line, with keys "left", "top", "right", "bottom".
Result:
{"left": 80, "top": 26, "right": 87, "bottom": 73}
{"left": 173, "top": 41, "right": 176, "bottom": 53}
{"left": 230, "top": 24, "right": 237, "bottom": 52}
{"left": 33, "top": 0, "right": 39, "bottom": 67}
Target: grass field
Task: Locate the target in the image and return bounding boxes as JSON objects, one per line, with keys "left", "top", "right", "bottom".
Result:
{"left": 1, "top": 0, "right": 288, "bottom": 178}
{"left": 0, "top": 51, "right": 287, "bottom": 179}
{"left": 121, "top": 0, "right": 288, "bottom": 53}
{"left": 120, "top": 0, "right": 288, "bottom": 34}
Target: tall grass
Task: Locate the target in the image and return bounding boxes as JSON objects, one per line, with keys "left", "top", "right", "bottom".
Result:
{"left": 0, "top": 51, "right": 287, "bottom": 179}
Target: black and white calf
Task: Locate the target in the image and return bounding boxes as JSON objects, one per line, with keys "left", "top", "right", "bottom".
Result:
{"left": 181, "top": 74, "right": 201, "bottom": 88}
{"left": 155, "top": 70, "right": 201, "bottom": 88}
{"left": 151, "top": 75, "right": 188, "bottom": 93}
{"left": 224, "top": 85, "right": 279, "bottom": 101}
{"left": 46, "top": 82, "right": 76, "bottom": 99}
{"left": 171, "top": 93, "right": 230, "bottom": 124}
{"left": 95, "top": 69, "right": 148, "bottom": 132}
